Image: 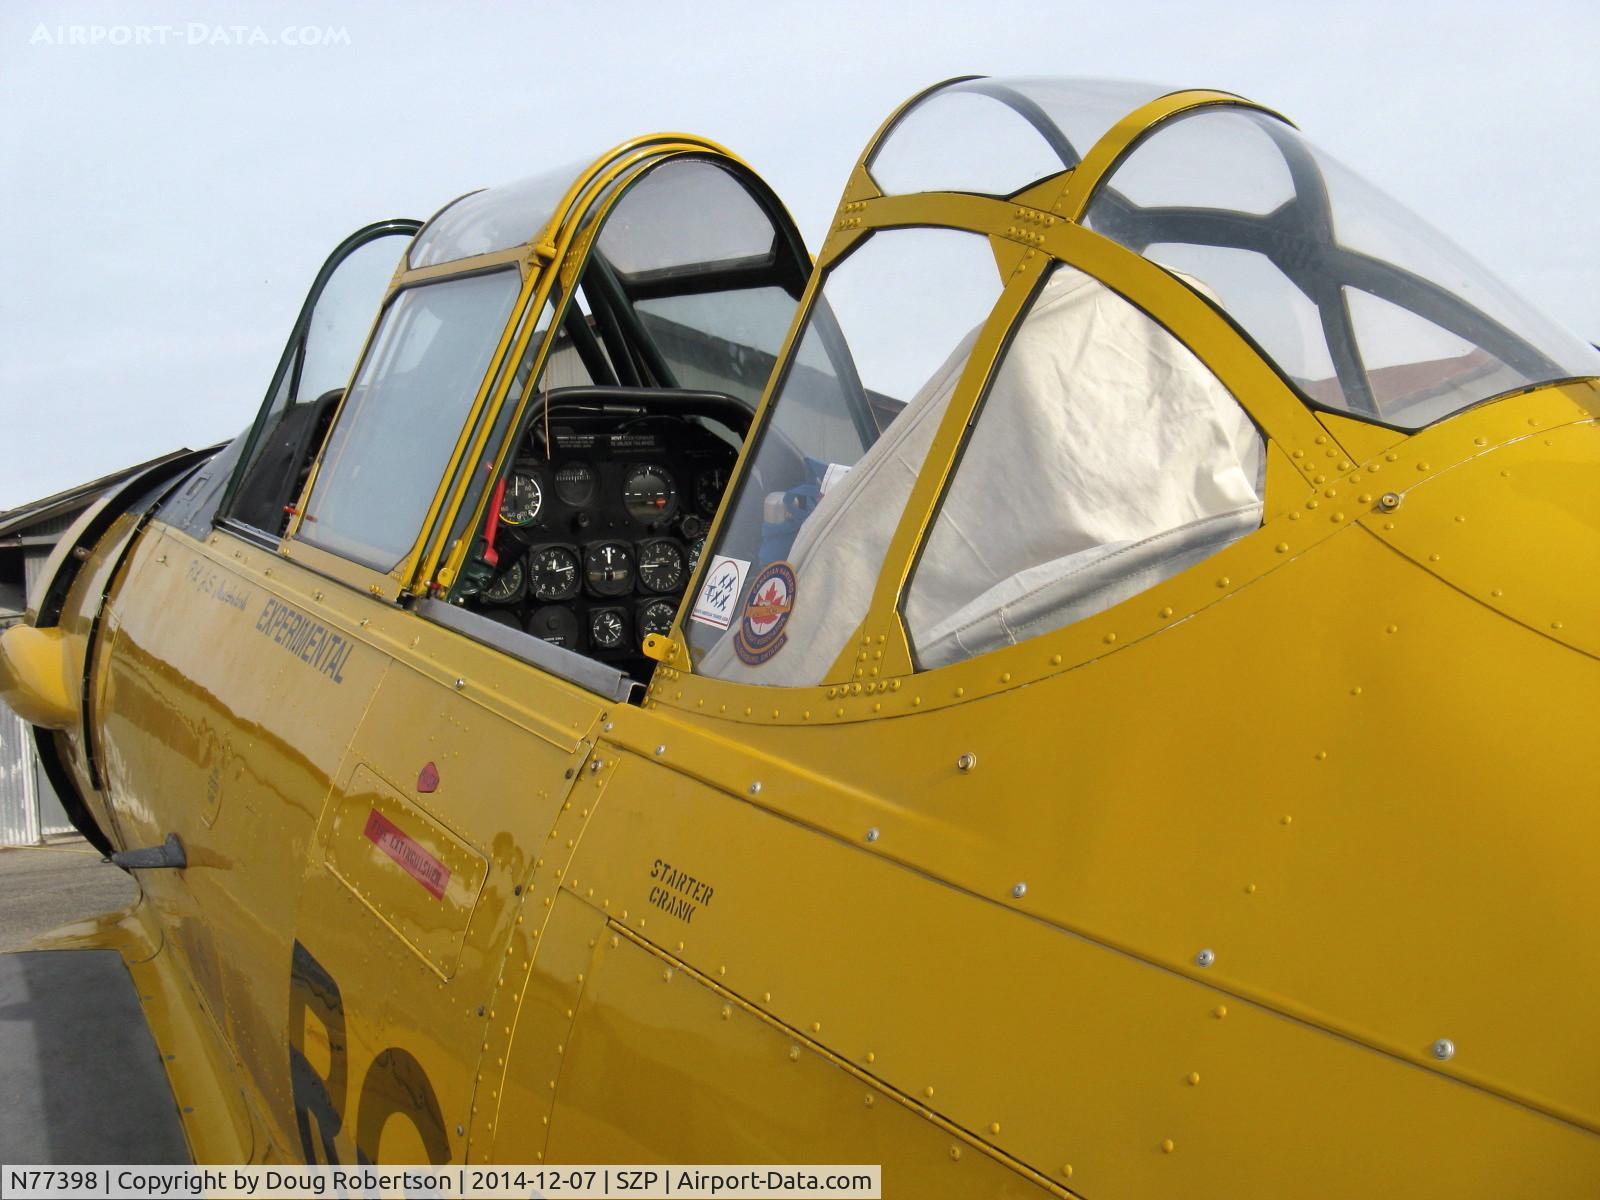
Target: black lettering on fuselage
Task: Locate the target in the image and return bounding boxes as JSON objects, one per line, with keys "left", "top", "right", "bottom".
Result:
{"left": 254, "top": 598, "right": 350, "bottom": 683}
{"left": 645, "top": 858, "right": 717, "bottom": 925}
{"left": 288, "top": 939, "right": 450, "bottom": 1165}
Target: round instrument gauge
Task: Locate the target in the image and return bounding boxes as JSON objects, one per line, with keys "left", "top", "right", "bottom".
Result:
{"left": 589, "top": 607, "right": 628, "bottom": 652}
{"left": 686, "top": 534, "right": 707, "bottom": 575}
{"left": 638, "top": 598, "right": 676, "bottom": 641}
{"left": 529, "top": 545, "right": 581, "bottom": 602}
{"left": 483, "top": 557, "right": 527, "bottom": 605}
{"left": 498, "top": 468, "right": 543, "bottom": 526}
{"left": 696, "top": 467, "right": 729, "bottom": 515}
{"left": 583, "top": 541, "right": 634, "bottom": 597}
{"left": 622, "top": 464, "right": 678, "bottom": 523}
{"left": 554, "top": 462, "right": 596, "bottom": 507}
{"left": 637, "top": 539, "right": 684, "bottom": 593}
{"left": 526, "top": 605, "right": 581, "bottom": 649}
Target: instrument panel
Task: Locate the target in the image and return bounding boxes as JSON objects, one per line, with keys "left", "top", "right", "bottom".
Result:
{"left": 463, "top": 411, "right": 735, "bottom": 672}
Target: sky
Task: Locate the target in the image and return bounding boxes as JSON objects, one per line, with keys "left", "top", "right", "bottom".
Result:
{"left": 2, "top": 0, "right": 1596, "bottom": 510}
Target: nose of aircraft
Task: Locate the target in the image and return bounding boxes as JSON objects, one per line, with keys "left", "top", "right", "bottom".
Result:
{"left": 0, "top": 623, "right": 80, "bottom": 730}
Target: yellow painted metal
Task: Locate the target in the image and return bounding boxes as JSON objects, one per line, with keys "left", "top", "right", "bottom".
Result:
{"left": 323, "top": 764, "right": 490, "bottom": 979}
{"left": 0, "top": 623, "right": 80, "bottom": 729}
{"left": 19, "top": 84, "right": 1600, "bottom": 1196}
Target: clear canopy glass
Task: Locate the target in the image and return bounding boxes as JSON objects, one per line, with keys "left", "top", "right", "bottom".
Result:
{"left": 867, "top": 76, "right": 1168, "bottom": 198}
{"left": 1086, "top": 106, "right": 1600, "bottom": 427}
{"left": 408, "top": 158, "right": 591, "bottom": 269}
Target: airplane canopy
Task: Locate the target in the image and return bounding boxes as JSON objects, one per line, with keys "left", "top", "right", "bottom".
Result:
{"left": 676, "top": 76, "right": 1598, "bottom": 691}
{"left": 408, "top": 159, "right": 591, "bottom": 269}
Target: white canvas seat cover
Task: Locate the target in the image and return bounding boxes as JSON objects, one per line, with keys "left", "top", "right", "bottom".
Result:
{"left": 697, "top": 268, "right": 1263, "bottom": 685}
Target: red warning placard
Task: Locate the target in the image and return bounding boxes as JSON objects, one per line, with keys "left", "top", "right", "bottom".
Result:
{"left": 363, "top": 808, "right": 451, "bottom": 900}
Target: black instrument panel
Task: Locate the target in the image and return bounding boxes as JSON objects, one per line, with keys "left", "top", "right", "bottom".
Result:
{"left": 465, "top": 411, "right": 736, "bottom": 670}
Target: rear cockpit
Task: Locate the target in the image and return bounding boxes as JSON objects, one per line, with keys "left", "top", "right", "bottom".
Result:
{"left": 671, "top": 76, "right": 1599, "bottom": 694}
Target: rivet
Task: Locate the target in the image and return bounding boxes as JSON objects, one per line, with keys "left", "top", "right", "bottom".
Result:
{"left": 1244, "top": 883, "right": 1256, "bottom": 894}
{"left": 1281, "top": 814, "right": 1293, "bottom": 825}
{"left": 603, "top": 721, "right": 614, "bottom": 732}
{"left": 454, "top": 678, "right": 465, "bottom": 690}
{"left": 1386, "top": 624, "right": 1398, "bottom": 634}
{"left": 924, "top": 1086, "right": 935, "bottom": 1099}
{"left": 1378, "top": 492, "right": 1402, "bottom": 512}
{"left": 989, "top": 1121, "right": 1001, "bottom": 1135}
{"left": 949, "top": 1146, "right": 962, "bottom": 1161}
{"left": 749, "top": 781, "right": 762, "bottom": 795}
{"left": 865, "top": 827, "right": 880, "bottom": 843}
{"left": 1162, "top": 1138, "right": 1175, "bottom": 1154}
{"left": 1350, "top": 685, "right": 1363, "bottom": 696}
{"left": 864, "top": 1094, "right": 875, "bottom": 1107}
{"left": 1103, "top": 631, "right": 1117, "bottom": 643}
{"left": 1416, "top": 461, "right": 1429, "bottom": 472}
{"left": 1195, "top": 948, "right": 1215, "bottom": 968}
{"left": 721, "top": 1005, "right": 731, "bottom": 1020}
{"left": 1011, "top": 882, "right": 1027, "bottom": 898}
{"left": 954, "top": 686, "right": 965, "bottom": 698}
{"left": 589, "top": 760, "right": 601, "bottom": 773}
{"left": 456, "top": 1124, "right": 464, "bottom": 1136}
{"left": 1432, "top": 1038, "right": 1456, "bottom": 1061}
{"left": 1214, "top": 1005, "right": 1228, "bottom": 1018}
{"left": 1552, "top": 620, "right": 1565, "bottom": 630}
{"left": 654, "top": 745, "right": 666, "bottom": 756}
{"left": 812, "top": 1021, "right": 822, "bottom": 1033}
{"left": 1275, "top": 542, "right": 1289, "bottom": 553}
{"left": 1292, "top": 449, "right": 1304, "bottom": 459}
{"left": 788, "top": 1045, "right": 800, "bottom": 1062}
{"left": 1062, "top": 1166, "right": 1074, "bottom": 1179}
{"left": 956, "top": 752, "right": 977, "bottom": 772}
{"left": 866, "top": 1051, "right": 876, "bottom": 1063}
{"left": 1187, "top": 1072, "right": 1200, "bottom": 1085}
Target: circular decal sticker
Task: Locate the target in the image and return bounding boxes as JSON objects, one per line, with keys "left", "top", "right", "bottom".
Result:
{"left": 733, "top": 561, "right": 797, "bottom": 666}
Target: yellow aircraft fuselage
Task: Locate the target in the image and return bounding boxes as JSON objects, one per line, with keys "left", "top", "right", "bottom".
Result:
{"left": 6, "top": 82, "right": 1600, "bottom": 1198}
